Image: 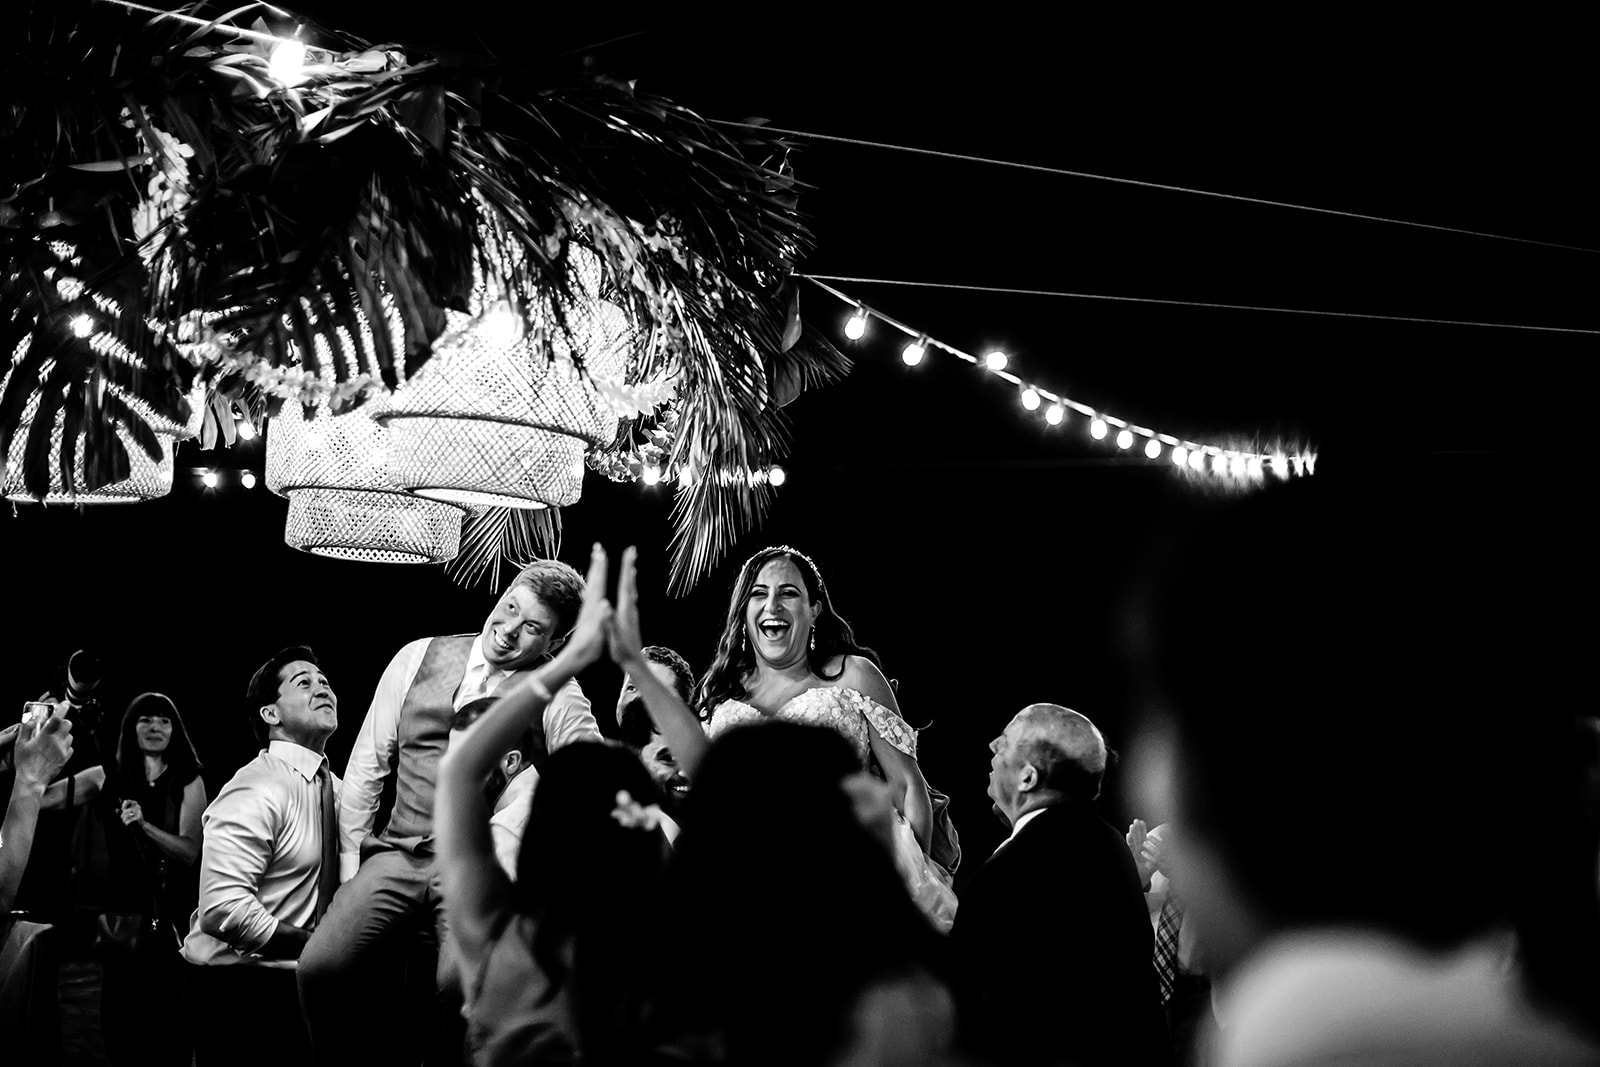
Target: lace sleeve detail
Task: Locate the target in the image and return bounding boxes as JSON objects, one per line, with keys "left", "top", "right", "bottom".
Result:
{"left": 845, "top": 689, "right": 917, "bottom": 758}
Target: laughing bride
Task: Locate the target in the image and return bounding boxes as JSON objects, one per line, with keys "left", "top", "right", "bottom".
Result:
{"left": 610, "top": 545, "right": 958, "bottom": 931}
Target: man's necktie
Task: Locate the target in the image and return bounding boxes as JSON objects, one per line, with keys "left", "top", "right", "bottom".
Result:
{"left": 315, "top": 763, "right": 338, "bottom": 923}
{"left": 1153, "top": 895, "right": 1183, "bottom": 1004}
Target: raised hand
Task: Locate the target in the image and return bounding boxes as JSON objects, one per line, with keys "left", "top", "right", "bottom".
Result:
{"left": 1140, "top": 823, "right": 1172, "bottom": 880}
{"left": 564, "top": 543, "right": 613, "bottom": 668}
{"left": 1126, "top": 818, "right": 1157, "bottom": 887}
{"left": 14, "top": 713, "right": 73, "bottom": 788}
{"left": 607, "top": 545, "right": 645, "bottom": 667}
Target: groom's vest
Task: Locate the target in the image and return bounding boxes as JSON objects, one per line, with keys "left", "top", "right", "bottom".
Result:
{"left": 368, "top": 634, "right": 479, "bottom": 859}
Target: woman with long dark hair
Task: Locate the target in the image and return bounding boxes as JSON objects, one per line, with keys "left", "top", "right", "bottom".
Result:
{"left": 99, "top": 692, "right": 207, "bottom": 1066}
{"left": 627, "top": 544, "right": 957, "bottom": 930}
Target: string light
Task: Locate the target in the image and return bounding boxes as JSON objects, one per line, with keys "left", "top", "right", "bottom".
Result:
{"left": 641, "top": 464, "right": 661, "bottom": 486}
{"left": 240, "top": 471, "right": 257, "bottom": 489}
{"left": 201, "top": 469, "right": 218, "bottom": 488}
{"left": 804, "top": 280, "right": 1315, "bottom": 483}
{"left": 845, "top": 308, "right": 868, "bottom": 340}
{"left": 236, "top": 420, "right": 257, "bottom": 441}
{"left": 267, "top": 35, "right": 309, "bottom": 88}
{"left": 70, "top": 314, "right": 95, "bottom": 338}
{"left": 768, "top": 465, "right": 787, "bottom": 487}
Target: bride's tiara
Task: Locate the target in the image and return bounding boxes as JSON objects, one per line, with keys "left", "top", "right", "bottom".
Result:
{"left": 743, "top": 544, "right": 823, "bottom": 582}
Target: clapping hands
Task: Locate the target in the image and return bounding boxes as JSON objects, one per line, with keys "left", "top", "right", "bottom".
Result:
{"left": 562, "top": 543, "right": 648, "bottom": 673}
{"left": 1126, "top": 819, "right": 1173, "bottom": 887}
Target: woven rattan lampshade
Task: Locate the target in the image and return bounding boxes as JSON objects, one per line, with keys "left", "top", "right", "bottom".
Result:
{"left": 266, "top": 399, "right": 466, "bottom": 564}
{"left": 376, "top": 250, "right": 635, "bottom": 510}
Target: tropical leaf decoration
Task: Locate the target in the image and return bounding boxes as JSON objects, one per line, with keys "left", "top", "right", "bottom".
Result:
{"left": 448, "top": 506, "right": 563, "bottom": 590}
{"left": 1, "top": 0, "right": 848, "bottom": 589}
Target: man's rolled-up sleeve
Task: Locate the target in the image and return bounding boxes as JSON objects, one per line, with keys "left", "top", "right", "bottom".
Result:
{"left": 544, "top": 683, "right": 600, "bottom": 752}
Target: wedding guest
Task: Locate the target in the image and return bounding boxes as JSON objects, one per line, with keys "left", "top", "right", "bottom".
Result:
{"left": 437, "top": 543, "right": 673, "bottom": 1065}
{"left": 1127, "top": 820, "right": 1213, "bottom": 1066}
{"left": 1137, "top": 476, "right": 1599, "bottom": 1067}
{"left": 950, "top": 704, "right": 1170, "bottom": 1067}
{"left": 298, "top": 559, "right": 603, "bottom": 1065}
{"left": 613, "top": 645, "right": 694, "bottom": 813}
{"left": 99, "top": 693, "right": 207, "bottom": 1067}
{"left": 449, "top": 696, "right": 542, "bottom": 879}
{"left": 181, "top": 647, "right": 340, "bottom": 1067}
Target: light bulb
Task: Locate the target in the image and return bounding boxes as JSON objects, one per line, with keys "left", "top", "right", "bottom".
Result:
{"left": 70, "top": 313, "right": 94, "bottom": 338}
{"left": 901, "top": 340, "right": 925, "bottom": 366}
{"left": 1044, "top": 403, "right": 1063, "bottom": 425}
{"left": 201, "top": 469, "right": 218, "bottom": 488}
{"left": 1213, "top": 453, "right": 1229, "bottom": 475}
{"left": 844, "top": 309, "right": 868, "bottom": 340}
{"left": 240, "top": 471, "right": 257, "bottom": 489}
{"left": 1020, "top": 388, "right": 1041, "bottom": 411}
{"left": 1304, "top": 454, "right": 1318, "bottom": 476}
{"left": 642, "top": 465, "right": 661, "bottom": 486}
{"left": 1247, "top": 456, "right": 1264, "bottom": 479}
{"left": 481, "top": 302, "right": 522, "bottom": 347}
{"left": 678, "top": 466, "right": 696, "bottom": 487}
{"left": 1188, "top": 449, "right": 1206, "bottom": 472}
{"left": 1272, "top": 452, "right": 1290, "bottom": 480}
{"left": 1230, "top": 455, "right": 1247, "bottom": 478}
{"left": 1172, "top": 445, "right": 1189, "bottom": 467}
{"left": 984, "top": 350, "right": 1008, "bottom": 371}
{"left": 268, "top": 38, "right": 309, "bottom": 87}
{"left": 1089, "top": 417, "right": 1108, "bottom": 440}
{"left": 236, "top": 420, "right": 257, "bottom": 441}
{"left": 768, "top": 465, "right": 787, "bottom": 487}
{"left": 1115, "top": 429, "right": 1134, "bottom": 450}
{"left": 1145, "top": 438, "right": 1161, "bottom": 460}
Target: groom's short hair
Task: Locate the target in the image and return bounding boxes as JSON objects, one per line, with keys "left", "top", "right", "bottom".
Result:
{"left": 508, "top": 560, "right": 585, "bottom": 634}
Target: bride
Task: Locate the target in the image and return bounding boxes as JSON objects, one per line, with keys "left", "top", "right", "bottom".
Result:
{"left": 614, "top": 545, "right": 957, "bottom": 930}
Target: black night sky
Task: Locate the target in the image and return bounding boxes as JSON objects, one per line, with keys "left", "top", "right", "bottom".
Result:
{"left": 3, "top": 10, "right": 1592, "bottom": 871}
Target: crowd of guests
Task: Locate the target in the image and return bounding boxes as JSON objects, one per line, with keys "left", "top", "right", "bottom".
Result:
{"left": 3, "top": 476, "right": 1599, "bottom": 1066}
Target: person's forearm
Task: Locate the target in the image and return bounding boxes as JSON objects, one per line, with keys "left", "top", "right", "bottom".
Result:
{"left": 898, "top": 779, "right": 934, "bottom": 854}
{"left": 258, "top": 921, "right": 310, "bottom": 960}
{"left": 140, "top": 824, "right": 200, "bottom": 867}
{"left": 0, "top": 776, "right": 47, "bottom": 911}
{"left": 619, "top": 650, "right": 710, "bottom": 778}
{"left": 442, "top": 671, "right": 560, "bottom": 790}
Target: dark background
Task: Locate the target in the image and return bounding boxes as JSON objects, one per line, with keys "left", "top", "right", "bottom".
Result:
{"left": 3, "top": 11, "right": 1592, "bottom": 872}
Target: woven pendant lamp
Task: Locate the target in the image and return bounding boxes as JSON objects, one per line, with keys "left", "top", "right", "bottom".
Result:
{"left": 377, "top": 248, "right": 635, "bottom": 509}
{"left": 266, "top": 396, "right": 466, "bottom": 564}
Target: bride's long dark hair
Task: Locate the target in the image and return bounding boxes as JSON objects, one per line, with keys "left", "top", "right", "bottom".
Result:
{"left": 694, "top": 546, "right": 881, "bottom": 719}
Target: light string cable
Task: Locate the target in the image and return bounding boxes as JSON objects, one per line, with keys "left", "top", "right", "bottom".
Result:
{"left": 802, "top": 276, "right": 1600, "bottom": 337}
{"left": 807, "top": 276, "right": 1317, "bottom": 483}
{"left": 714, "top": 121, "right": 1600, "bottom": 258}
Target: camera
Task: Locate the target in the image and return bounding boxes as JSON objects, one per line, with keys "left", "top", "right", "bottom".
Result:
{"left": 21, "top": 700, "right": 56, "bottom": 727}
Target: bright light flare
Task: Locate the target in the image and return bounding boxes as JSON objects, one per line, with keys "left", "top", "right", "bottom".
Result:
{"left": 1145, "top": 439, "right": 1161, "bottom": 460}
{"left": 70, "top": 314, "right": 94, "bottom": 338}
{"left": 240, "top": 471, "right": 257, "bottom": 489}
{"left": 768, "top": 465, "right": 787, "bottom": 487}
{"left": 642, "top": 465, "right": 661, "bottom": 486}
{"left": 1115, "top": 429, "right": 1134, "bottom": 450}
{"left": 268, "top": 39, "right": 310, "bottom": 87}
{"left": 1089, "top": 418, "right": 1108, "bottom": 440}
{"left": 844, "top": 309, "right": 868, "bottom": 340}
{"left": 1044, "top": 403, "right": 1063, "bottom": 425}
{"left": 901, "top": 340, "right": 926, "bottom": 366}
{"left": 236, "top": 420, "right": 257, "bottom": 441}
{"left": 201, "top": 469, "right": 218, "bottom": 488}
{"left": 984, "top": 350, "right": 1008, "bottom": 371}
{"left": 1021, "top": 388, "right": 1041, "bottom": 411}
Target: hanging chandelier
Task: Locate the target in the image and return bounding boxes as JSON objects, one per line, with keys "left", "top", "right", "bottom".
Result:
{"left": 266, "top": 393, "right": 467, "bottom": 564}
{"left": 375, "top": 248, "right": 635, "bottom": 510}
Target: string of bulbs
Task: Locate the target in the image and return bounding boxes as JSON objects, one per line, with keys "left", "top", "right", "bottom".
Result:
{"left": 807, "top": 277, "right": 1316, "bottom": 483}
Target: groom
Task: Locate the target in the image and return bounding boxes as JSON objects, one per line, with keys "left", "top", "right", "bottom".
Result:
{"left": 296, "top": 560, "right": 602, "bottom": 1065}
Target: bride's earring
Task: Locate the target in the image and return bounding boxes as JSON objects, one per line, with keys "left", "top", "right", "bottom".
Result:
{"left": 809, "top": 629, "right": 816, "bottom": 652}
{"left": 739, "top": 627, "right": 747, "bottom": 652}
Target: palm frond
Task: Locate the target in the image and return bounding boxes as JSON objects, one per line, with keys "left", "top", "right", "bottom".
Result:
{"left": 446, "top": 506, "right": 564, "bottom": 588}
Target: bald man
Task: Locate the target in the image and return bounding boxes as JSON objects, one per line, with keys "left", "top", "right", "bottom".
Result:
{"left": 949, "top": 704, "right": 1170, "bottom": 1067}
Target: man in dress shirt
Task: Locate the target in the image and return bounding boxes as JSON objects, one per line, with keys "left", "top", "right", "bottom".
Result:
{"left": 297, "top": 560, "right": 602, "bottom": 1065}
{"left": 949, "top": 704, "right": 1170, "bottom": 1067}
{"left": 181, "top": 646, "right": 340, "bottom": 1066}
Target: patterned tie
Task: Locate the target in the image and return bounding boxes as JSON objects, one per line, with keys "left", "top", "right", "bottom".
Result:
{"left": 315, "top": 762, "right": 338, "bottom": 923}
{"left": 1153, "top": 895, "right": 1184, "bottom": 1004}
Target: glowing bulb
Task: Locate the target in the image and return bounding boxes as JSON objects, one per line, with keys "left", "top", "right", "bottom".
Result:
{"left": 1020, "top": 388, "right": 1041, "bottom": 411}
{"left": 1213, "top": 453, "right": 1230, "bottom": 475}
{"left": 768, "top": 465, "right": 787, "bottom": 487}
{"left": 984, "top": 350, "right": 1008, "bottom": 371}
{"left": 1188, "top": 449, "right": 1206, "bottom": 472}
{"left": 1089, "top": 417, "right": 1108, "bottom": 440}
{"left": 1044, "top": 403, "right": 1063, "bottom": 425}
{"left": 240, "top": 471, "right": 257, "bottom": 489}
{"left": 1272, "top": 452, "right": 1290, "bottom": 480}
{"left": 1230, "top": 455, "right": 1247, "bottom": 477}
{"left": 1115, "top": 429, "right": 1134, "bottom": 450}
{"left": 1247, "top": 456, "right": 1264, "bottom": 479}
{"left": 1172, "top": 445, "right": 1189, "bottom": 467}
{"left": 901, "top": 339, "right": 925, "bottom": 366}
{"left": 679, "top": 466, "right": 696, "bottom": 486}
{"left": 70, "top": 314, "right": 94, "bottom": 338}
{"left": 201, "top": 469, "right": 218, "bottom": 488}
{"left": 642, "top": 465, "right": 661, "bottom": 486}
{"left": 844, "top": 309, "right": 868, "bottom": 340}
{"left": 1145, "top": 439, "right": 1161, "bottom": 460}
{"left": 235, "top": 420, "right": 257, "bottom": 441}
{"left": 480, "top": 302, "right": 522, "bottom": 347}
{"left": 268, "top": 38, "right": 309, "bottom": 87}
